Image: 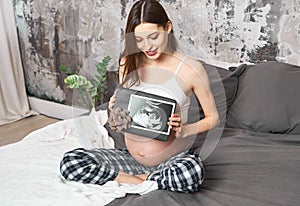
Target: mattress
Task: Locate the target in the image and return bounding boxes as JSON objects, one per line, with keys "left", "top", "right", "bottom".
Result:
{"left": 107, "top": 128, "right": 300, "bottom": 206}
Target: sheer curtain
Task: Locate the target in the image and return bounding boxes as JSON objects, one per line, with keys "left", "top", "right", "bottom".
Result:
{"left": 0, "top": 0, "right": 36, "bottom": 125}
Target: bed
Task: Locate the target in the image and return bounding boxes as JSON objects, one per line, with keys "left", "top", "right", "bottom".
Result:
{"left": 1, "top": 61, "right": 299, "bottom": 206}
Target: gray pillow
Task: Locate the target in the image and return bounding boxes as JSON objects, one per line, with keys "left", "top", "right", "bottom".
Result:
{"left": 188, "top": 61, "right": 241, "bottom": 125}
{"left": 226, "top": 61, "right": 300, "bottom": 134}
{"left": 100, "top": 61, "right": 242, "bottom": 148}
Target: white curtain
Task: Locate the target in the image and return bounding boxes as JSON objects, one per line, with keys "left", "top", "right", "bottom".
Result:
{"left": 0, "top": 0, "right": 36, "bottom": 125}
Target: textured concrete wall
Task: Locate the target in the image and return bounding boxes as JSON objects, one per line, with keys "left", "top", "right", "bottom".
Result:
{"left": 14, "top": 0, "right": 300, "bottom": 105}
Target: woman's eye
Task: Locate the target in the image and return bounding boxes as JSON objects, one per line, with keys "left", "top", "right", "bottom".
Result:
{"left": 150, "top": 35, "right": 158, "bottom": 40}
{"left": 135, "top": 38, "right": 143, "bottom": 43}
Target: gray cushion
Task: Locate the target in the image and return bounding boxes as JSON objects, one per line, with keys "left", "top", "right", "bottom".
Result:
{"left": 188, "top": 61, "right": 241, "bottom": 125}
{"left": 101, "top": 61, "right": 242, "bottom": 148}
{"left": 226, "top": 61, "right": 300, "bottom": 134}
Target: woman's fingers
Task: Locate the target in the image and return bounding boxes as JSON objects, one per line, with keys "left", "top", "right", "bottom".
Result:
{"left": 168, "top": 114, "right": 181, "bottom": 128}
{"left": 108, "top": 94, "right": 116, "bottom": 110}
{"left": 167, "top": 114, "right": 183, "bottom": 138}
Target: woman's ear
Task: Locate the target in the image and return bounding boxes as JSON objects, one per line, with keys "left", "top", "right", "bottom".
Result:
{"left": 166, "top": 21, "right": 172, "bottom": 33}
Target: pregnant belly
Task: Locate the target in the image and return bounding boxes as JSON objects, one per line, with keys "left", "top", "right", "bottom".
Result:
{"left": 125, "top": 133, "right": 194, "bottom": 166}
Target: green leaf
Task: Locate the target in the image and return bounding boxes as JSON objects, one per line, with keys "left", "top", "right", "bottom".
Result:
{"left": 95, "top": 75, "right": 101, "bottom": 80}
{"left": 90, "top": 88, "right": 98, "bottom": 97}
{"left": 62, "top": 55, "right": 111, "bottom": 108}
{"left": 60, "top": 65, "right": 67, "bottom": 71}
{"left": 60, "top": 65, "right": 73, "bottom": 76}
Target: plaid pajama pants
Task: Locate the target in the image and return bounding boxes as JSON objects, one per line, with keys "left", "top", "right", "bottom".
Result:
{"left": 60, "top": 148, "right": 204, "bottom": 193}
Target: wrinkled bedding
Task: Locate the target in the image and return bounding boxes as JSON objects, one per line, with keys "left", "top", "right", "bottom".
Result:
{"left": 107, "top": 128, "right": 300, "bottom": 206}
{"left": 0, "top": 111, "right": 158, "bottom": 206}
{"left": 1, "top": 112, "right": 299, "bottom": 206}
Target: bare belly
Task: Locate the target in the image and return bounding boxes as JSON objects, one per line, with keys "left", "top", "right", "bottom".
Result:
{"left": 125, "top": 133, "right": 195, "bottom": 166}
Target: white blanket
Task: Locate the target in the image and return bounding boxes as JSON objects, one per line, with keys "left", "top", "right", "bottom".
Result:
{"left": 0, "top": 109, "right": 158, "bottom": 206}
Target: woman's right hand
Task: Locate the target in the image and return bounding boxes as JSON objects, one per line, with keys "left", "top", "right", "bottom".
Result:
{"left": 108, "top": 93, "right": 117, "bottom": 111}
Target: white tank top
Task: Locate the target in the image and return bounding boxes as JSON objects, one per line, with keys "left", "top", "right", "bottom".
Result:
{"left": 130, "top": 57, "right": 190, "bottom": 124}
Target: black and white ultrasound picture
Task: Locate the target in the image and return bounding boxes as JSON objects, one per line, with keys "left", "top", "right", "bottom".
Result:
{"left": 128, "top": 94, "right": 175, "bottom": 135}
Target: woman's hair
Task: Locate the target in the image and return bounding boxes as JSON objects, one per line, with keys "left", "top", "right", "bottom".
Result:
{"left": 119, "top": 0, "right": 178, "bottom": 86}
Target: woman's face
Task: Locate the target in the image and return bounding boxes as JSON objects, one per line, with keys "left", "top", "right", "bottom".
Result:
{"left": 134, "top": 23, "right": 170, "bottom": 60}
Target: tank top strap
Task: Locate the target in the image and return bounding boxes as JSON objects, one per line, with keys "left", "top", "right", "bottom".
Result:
{"left": 175, "top": 56, "right": 188, "bottom": 75}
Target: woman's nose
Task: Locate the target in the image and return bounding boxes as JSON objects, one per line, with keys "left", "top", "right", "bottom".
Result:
{"left": 144, "top": 40, "right": 153, "bottom": 51}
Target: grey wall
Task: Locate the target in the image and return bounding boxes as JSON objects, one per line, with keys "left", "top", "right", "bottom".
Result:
{"left": 14, "top": 0, "right": 300, "bottom": 105}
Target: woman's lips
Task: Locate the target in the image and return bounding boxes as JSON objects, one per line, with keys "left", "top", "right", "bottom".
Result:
{"left": 145, "top": 49, "right": 158, "bottom": 56}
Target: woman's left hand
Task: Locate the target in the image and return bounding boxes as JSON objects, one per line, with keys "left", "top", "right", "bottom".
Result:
{"left": 168, "top": 114, "right": 183, "bottom": 138}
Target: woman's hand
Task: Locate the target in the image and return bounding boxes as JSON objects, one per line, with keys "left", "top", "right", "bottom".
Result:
{"left": 168, "top": 114, "right": 183, "bottom": 138}
{"left": 108, "top": 93, "right": 116, "bottom": 111}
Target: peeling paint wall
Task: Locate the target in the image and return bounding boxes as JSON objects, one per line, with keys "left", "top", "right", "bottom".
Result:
{"left": 14, "top": 0, "right": 122, "bottom": 105}
{"left": 14, "top": 0, "right": 300, "bottom": 105}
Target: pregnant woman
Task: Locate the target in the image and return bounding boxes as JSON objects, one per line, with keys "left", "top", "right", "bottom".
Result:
{"left": 60, "top": 0, "right": 219, "bottom": 193}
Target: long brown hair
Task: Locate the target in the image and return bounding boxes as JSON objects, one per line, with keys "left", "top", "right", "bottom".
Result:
{"left": 119, "top": 0, "right": 178, "bottom": 86}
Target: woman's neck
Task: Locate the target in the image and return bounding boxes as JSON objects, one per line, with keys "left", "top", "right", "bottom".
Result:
{"left": 140, "top": 52, "right": 178, "bottom": 66}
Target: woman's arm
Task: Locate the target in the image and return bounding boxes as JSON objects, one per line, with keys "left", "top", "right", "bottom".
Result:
{"left": 118, "top": 57, "right": 126, "bottom": 84}
{"left": 169, "top": 59, "right": 220, "bottom": 138}
{"left": 108, "top": 58, "right": 127, "bottom": 111}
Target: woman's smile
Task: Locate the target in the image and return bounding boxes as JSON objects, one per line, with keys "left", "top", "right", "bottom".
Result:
{"left": 145, "top": 49, "right": 158, "bottom": 56}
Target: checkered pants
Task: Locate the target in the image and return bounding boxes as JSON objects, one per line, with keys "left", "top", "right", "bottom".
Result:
{"left": 60, "top": 148, "right": 204, "bottom": 193}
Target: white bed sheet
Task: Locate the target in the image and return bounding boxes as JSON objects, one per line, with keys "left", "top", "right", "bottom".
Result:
{"left": 0, "top": 110, "right": 157, "bottom": 206}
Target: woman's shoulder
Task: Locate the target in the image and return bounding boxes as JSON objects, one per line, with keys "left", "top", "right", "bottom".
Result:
{"left": 173, "top": 52, "right": 203, "bottom": 67}
{"left": 176, "top": 53, "right": 206, "bottom": 75}
{"left": 120, "top": 57, "right": 127, "bottom": 65}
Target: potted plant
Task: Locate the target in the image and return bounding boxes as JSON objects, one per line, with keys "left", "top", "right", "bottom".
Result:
{"left": 60, "top": 56, "right": 111, "bottom": 109}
